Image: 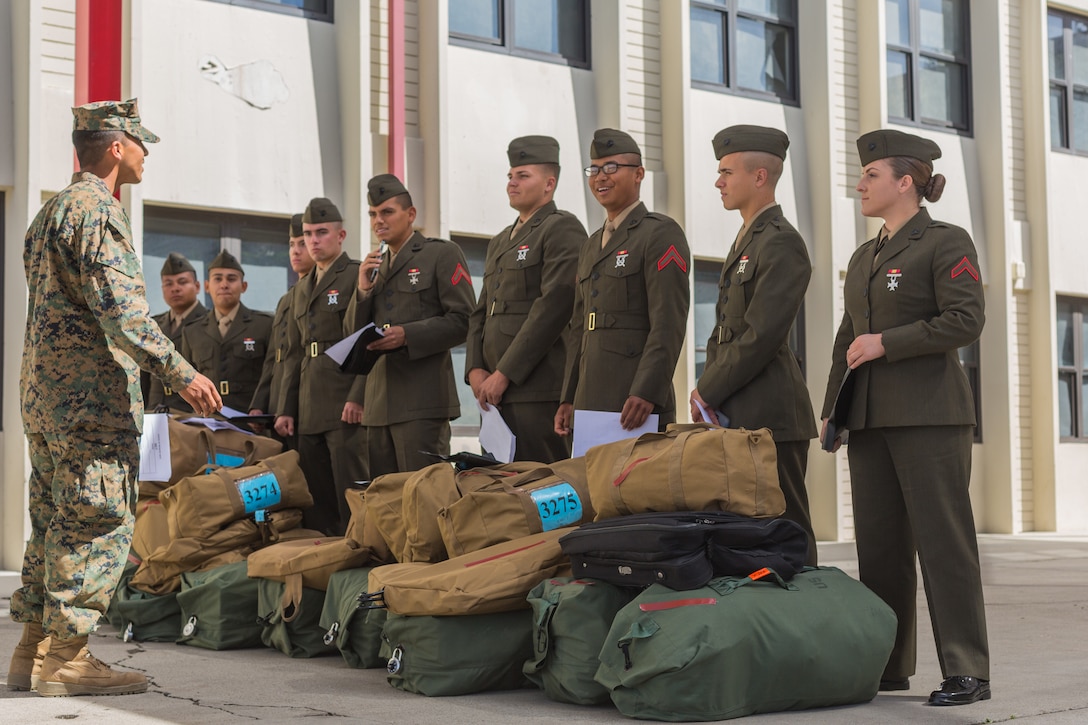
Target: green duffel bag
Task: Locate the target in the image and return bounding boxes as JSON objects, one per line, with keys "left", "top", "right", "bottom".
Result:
{"left": 596, "top": 567, "right": 898, "bottom": 722}
{"left": 318, "top": 567, "right": 386, "bottom": 668}
{"left": 381, "top": 609, "right": 533, "bottom": 696}
{"left": 106, "top": 557, "right": 139, "bottom": 629}
{"left": 111, "top": 578, "right": 182, "bottom": 643}
{"left": 524, "top": 576, "right": 635, "bottom": 705}
{"left": 176, "top": 561, "right": 263, "bottom": 650}
{"left": 256, "top": 577, "right": 332, "bottom": 658}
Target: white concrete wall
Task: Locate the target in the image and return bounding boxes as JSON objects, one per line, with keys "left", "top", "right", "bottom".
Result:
{"left": 0, "top": 3, "right": 14, "bottom": 187}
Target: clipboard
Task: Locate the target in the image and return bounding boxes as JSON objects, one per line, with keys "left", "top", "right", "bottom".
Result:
{"left": 420, "top": 450, "right": 500, "bottom": 471}
{"left": 821, "top": 367, "right": 856, "bottom": 451}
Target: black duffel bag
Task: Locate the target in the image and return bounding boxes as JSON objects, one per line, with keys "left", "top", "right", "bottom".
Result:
{"left": 558, "top": 510, "right": 808, "bottom": 590}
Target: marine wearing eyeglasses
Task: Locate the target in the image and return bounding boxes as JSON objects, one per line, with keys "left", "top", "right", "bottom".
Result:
{"left": 556, "top": 128, "right": 691, "bottom": 437}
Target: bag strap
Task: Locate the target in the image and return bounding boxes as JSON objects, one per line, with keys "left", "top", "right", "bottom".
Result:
{"left": 747, "top": 430, "right": 767, "bottom": 516}
{"left": 608, "top": 432, "right": 668, "bottom": 517}
{"left": 707, "top": 567, "right": 798, "bottom": 596}
{"left": 666, "top": 428, "right": 701, "bottom": 511}
{"left": 280, "top": 574, "right": 304, "bottom": 623}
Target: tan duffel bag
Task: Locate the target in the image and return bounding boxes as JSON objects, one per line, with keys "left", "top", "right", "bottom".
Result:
{"left": 246, "top": 536, "right": 372, "bottom": 622}
{"left": 131, "top": 508, "right": 311, "bottom": 595}
{"left": 160, "top": 450, "right": 312, "bottom": 540}
{"left": 132, "top": 497, "right": 171, "bottom": 561}
{"left": 585, "top": 424, "right": 784, "bottom": 521}
{"left": 363, "top": 528, "right": 575, "bottom": 617}
{"left": 344, "top": 488, "right": 396, "bottom": 565}
{"left": 140, "top": 416, "right": 283, "bottom": 497}
{"left": 437, "top": 458, "right": 593, "bottom": 558}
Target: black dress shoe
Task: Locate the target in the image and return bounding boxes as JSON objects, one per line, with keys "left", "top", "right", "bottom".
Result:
{"left": 927, "top": 676, "right": 991, "bottom": 706}
{"left": 879, "top": 678, "right": 910, "bottom": 691}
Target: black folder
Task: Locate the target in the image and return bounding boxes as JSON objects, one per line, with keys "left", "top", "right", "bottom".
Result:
{"left": 821, "top": 367, "right": 856, "bottom": 451}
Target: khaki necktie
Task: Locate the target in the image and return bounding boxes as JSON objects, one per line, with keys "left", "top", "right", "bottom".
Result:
{"left": 871, "top": 233, "right": 889, "bottom": 273}
{"left": 171, "top": 315, "right": 183, "bottom": 336}
{"left": 602, "top": 221, "right": 616, "bottom": 249}
{"left": 218, "top": 315, "right": 232, "bottom": 338}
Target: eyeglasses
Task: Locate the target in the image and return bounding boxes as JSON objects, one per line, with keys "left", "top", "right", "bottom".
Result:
{"left": 584, "top": 162, "right": 641, "bottom": 177}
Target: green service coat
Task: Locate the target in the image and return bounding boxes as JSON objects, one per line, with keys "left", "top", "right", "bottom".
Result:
{"left": 465, "top": 201, "right": 584, "bottom": 402}
{"left": 346, "top": 231, "right": 475, "bottom": 425}
{"left": 561, "top": 202, "right": 691, "bottom": 422}
{"left": 146, "top": 302, "right": 208, "bottom": 410}
{"left": 697, "top": 205, "right": 816, "bottom": 442}
{"left": 181, "top": 302, "right": 273, "bottom": 412}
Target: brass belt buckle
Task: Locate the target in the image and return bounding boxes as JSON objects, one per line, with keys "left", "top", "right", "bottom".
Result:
{"left": 383, "top": 323, "right": 391, "bottom": 329}
{"left": 717, "top": 326, "right": 724, "bottom": 344}
{"left": 275, "top": 348, "right": 282, "bottom": 363}
{"left": 588, "top": 312, "right": 596, "bottom": 331}
{"left": 310, "top": 342, "right": 319, "bottom": 357}
{"left": 219, "top": 381, "right": 229, "bottom": 395}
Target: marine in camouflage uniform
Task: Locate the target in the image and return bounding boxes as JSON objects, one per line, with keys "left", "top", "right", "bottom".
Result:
{"left": 9, "top": 99, "right": 221, "bottom": 697}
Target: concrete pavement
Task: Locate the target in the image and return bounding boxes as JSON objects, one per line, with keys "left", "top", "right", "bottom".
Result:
{"left": 3, "top": 533, "right": 1088, "bottom": 724}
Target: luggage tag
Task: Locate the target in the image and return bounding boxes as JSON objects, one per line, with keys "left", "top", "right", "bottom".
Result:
{"left": 235, "top": 472, "right": 282, "bottom": 514}
{"left": 530, "top": 483, "right": 584, "bottom": 531}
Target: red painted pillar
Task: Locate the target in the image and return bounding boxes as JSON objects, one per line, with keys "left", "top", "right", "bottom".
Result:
{"left": 388, "top": 0, "right": 406, "bottom": 179}
{"left": 74, "top": 0, "right": 124, "bottom": 175}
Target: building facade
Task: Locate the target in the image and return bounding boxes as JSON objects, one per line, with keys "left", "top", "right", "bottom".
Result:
{"left": 2, "top": 0, "right": 1087, "bottom": 568}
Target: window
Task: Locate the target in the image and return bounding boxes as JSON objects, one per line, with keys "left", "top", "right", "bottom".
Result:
{"left": 449, "top": 235, "right": 489, "bottom": 435}
{"left": 449, "top": 0, "right": 590, "bottom": 68}
{"left": 692, "top": 258, "right": 805, "bottom": 380}
{"left": 204, "top": 0, "right": 332, "bottom": 21}
{"left": 143, "top": 207, "right": 293, "bottom": 317}
{"left": 885, "top": 0, "right": 971, "bottom": 132}
{"left": 958, "top": 340, "right": 982, "bottom": 442}
{"left": 1057, "top": 297, "right": 1088, "bottom": 441}
{"left": 1048, "top": 9, "right": 1088, "bottom": 153}
{"left": 690, "top": 0, "right": 799, "bottom": 103}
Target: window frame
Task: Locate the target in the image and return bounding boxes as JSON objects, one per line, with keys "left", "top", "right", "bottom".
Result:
{"left": 885, "top": 0, "right": 973, "bottom": 135}
{"left": 1048, "top": 8, "right": 1088, "bottom": 155}
{"left": 1057, "top": 296, "right": 1088, "bottom": 442}
{"left": 204, "top": 0, "right": 333, "bottom": 22}
{"left": 448, "top": 0, "right": 591, "bottom": 70}
{"left": 689, "top": 0, "right": 801, "bottom": 106}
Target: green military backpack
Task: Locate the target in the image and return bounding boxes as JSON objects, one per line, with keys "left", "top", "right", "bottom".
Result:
{"left": 596, "top": 567, "right": 898, "bottom": 721}
{"left": 380, "top": 609, "right": 533, "bottom": 697}
{"left": 176, "top": 561, "right": 263, "bottom": 650}
{"left": 256, "top": 577, "right": 331, "bottom": 658}
{"left": 318, "top": 567, "right": 386, "bottom": 668}
{"left": 523, "top": 576, "right": 635, "bottom": 705}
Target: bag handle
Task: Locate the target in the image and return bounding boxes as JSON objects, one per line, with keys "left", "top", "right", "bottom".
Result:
{"left": 666, "top": 428, "right": 703, "bottom": 511}
{"left": 707, "top": 567, "right": 798, "bottom": 596}
{"left": 280, "top": 574, "right": 304, "bottom": 623}
{"left": 607, "top": 432, "right": 669, "bottom": 517}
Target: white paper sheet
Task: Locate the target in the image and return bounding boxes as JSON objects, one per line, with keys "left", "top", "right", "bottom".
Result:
{"left": 180, "top": 417, "right": 252, "bottom": 434}
{"left": 324, "top": 328, "right": 365, "bottom": 366}
{"left": 478, "top": 402, "right": 516, "bottom": 464}
{"left": 219, "top": 405, "right": 247, "bottom": 418}
{"left": 138, "top": 413, "right": 172, "bottom": 482}
{"left": 692, "top": 399, "right": 729, "bottom": 427}
{"left": 572, "top": 409, "right": 659, "bottom": 458}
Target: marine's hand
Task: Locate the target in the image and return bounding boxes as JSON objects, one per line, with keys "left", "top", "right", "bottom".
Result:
{"left": 275, "top": 415, "right": 295, "bottom": 437}
{"left": 620, "top": 395, "right": 654, "bottom": 431}
{"left": 477, "top": 370, "right": 510, "bottom": 408}
{"left": 847, "top": 333, "right": 885, "bottom": 369}
{"left": 179, "top": 374, "right": 222, "bottom": 417}
{"left": 342, "top": 401, "right": 364, "bottom": 425}
{"left": 467, "top": 368, "right": 489, "bottom": 403}
{"left": 554, "top": 403, "right": 574, "bottom": 437}
{"left": 357, "top": 249, "right": 383, "bottom": 292}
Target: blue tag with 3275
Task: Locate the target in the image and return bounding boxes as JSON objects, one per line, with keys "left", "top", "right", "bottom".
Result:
{"left": 530, "top": 482, "right": 583, "bottom": 531}
{"left": 235, "top": 472, "right": 282, "bottom": 514}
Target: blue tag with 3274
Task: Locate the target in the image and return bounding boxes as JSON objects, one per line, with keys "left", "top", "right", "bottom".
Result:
{"left": 530, "top": 482, "right": 583, "bottom": 531}
{"left": 235, "top": 472, "right": 282, "bottom": 514}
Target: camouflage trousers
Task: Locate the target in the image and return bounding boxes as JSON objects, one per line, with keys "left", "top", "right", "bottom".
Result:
{"left": 10, "top": 429, "right": 138, "bottom": 639}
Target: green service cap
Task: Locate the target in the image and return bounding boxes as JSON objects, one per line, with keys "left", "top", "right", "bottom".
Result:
{"left": 857, "top": 129, "right": 942, "bottom": 167}
{"left": 367, "top": 174, "right": 410, "bottom": 206}
{"left": 712, "top": 125, "right": 790, "bottom": 160}
{"left": 160, "top": 252, "right": 195, "bottom": 277}
{"left": 303, "top": 197, "right": 343, "bottom": 224}
{"left": 507, "top": 135, "right": 560, "bottom": 167}
{"left": 589, "top": 128, "right": 641, "bottom": 159}
{"left": 289, "top": 213, "right": 304, "bottom": 237}
{"left": 208, "top": 249, "right": 243, "bottom": 274}
{"left": 71, "top": 98, "right": 160, "bottom": 144}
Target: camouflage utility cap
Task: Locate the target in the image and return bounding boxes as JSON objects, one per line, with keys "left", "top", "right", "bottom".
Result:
{"left": 72, "top": 98, "right": 160, "bottom": 144}
{"left": 857, "top": 129, "right": 942, "bottom": 166}
{"left": 507, "top": 135, "right": 560, "bottom": 167}
{"left": 290, "top": 213, "right": 304, "bottom": 237}
{"left": 161, "top": 252, "right": 196, "bottom": 277}
{"left": 713, "top": 125, "right": 790, "bottom": 160}
{"left": 209, "top": 250, "right": 244, "bottom": 274}
{"left": 303, "top": 197, "right": 343, "bottom": 224}
{"left": 368, "top": 175, "right": 409, "bottom": 207}
{"left": 590, "top": 128, "right": 641, "bottom": 159}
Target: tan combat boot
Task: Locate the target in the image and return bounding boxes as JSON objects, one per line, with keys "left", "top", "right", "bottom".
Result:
{"left": 36, "top": 636, "right": 148, "bottom": 697}
{"left": 7, "top": 621, "right": 50, "bottom": 691}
